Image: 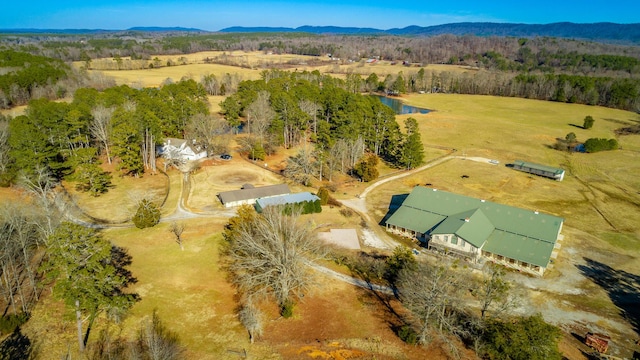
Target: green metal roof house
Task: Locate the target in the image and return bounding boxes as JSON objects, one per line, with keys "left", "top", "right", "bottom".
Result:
{"left": 385, "top": 186, "right": 564, "bottom": 276}
{"left": 512, "top": 160, "right": 565, "bottom": 181}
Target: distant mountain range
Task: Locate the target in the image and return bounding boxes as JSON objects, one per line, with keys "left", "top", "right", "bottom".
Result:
{"left": 1, "top": 22, "right": 639, "bottom": 44}
{"left": 221, "top": 22, "right": 640, "bottom": 44}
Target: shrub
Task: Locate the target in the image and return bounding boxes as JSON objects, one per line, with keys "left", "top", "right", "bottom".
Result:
{"left": 584, "top": 138, "right": 619, "bottom": 153}
{"left": 397, "top": 325, "right": 418, "bottom": 345}
{"left": 280, "top": 300, "right": 294, "bottom": 318}
{"left": 0, "top": 313, "right": 29, "bottom": 335}
{"left": 339, "top": 208, "right": 353, "bottom": 217}
{"left": 301, "top": 200, "right": 322, "bottom": 214}
{"left": 481, "top": 314, "right": 562, "bottom": 360}
{"left": 249, "top": 142, "right": 266, "bottom": 161}
{"left": 132, "top": 199, "right": 161, "bottom": 229}
{"left": 583, "top": 115, "right": 595, "bottom": 129}
{"left": 354, "top": 154, "right": 379, "bottom": 182}
{"left": 317, "top": 187, "right": 329, "bottom": 205}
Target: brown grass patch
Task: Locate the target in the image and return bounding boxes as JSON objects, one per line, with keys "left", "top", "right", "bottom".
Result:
{"left": 0, "top": 186, "right": 25, "bottom": 206}
{"left": 264, "top": 278, "right": 458, "bottom": 360}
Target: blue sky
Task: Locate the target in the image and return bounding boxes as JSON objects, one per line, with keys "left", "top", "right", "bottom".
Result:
{"left": 3, "top": 0, "right": 639, "bottom": 31}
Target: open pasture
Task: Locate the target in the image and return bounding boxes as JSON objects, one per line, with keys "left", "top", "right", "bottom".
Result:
{"left": 388, "top": 93, "right": 640, "bottom": 253}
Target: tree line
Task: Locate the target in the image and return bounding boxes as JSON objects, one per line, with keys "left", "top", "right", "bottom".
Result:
{"left": 6, "top": 32, "right": 640, "bottom": 72}
{"left": 0, "top": 49, "right": 120, "bottom": 109}
{"left": 1, "top": 79, "right": 212, "bottom": 190}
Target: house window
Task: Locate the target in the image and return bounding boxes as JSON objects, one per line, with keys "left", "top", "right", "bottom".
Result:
{"left": 451, "top": 236, "right": 458, "bottom": 245}
{"left": 461, "top": 240, "right": 466, "bottom": 248}
{"left": 444, "top": 235, "right": 449, "bottom": 242}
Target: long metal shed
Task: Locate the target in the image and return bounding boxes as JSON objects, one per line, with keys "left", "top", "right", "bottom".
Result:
{"left": 217, "top": 184, "right": 291, "bottom": 208}
{"left": 512, "top": 160, "right": 565, "bottom": 181}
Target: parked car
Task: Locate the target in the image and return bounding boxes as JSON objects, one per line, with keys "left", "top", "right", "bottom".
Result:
{"left": 220, "top": 154, "right": 232, "bottom": 160}
{"left": 489, "top": 159, "right": 499, "bottom": 165}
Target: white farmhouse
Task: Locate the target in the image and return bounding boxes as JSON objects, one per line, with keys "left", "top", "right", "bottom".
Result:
{"left": 159, "top": 138, "right": 207, "bottom": 162}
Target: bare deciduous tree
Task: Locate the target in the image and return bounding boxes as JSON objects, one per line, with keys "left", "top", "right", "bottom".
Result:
{"left": 185, "top": 113, "right": 231, "bottom": 155}
{"left": 347, "top": 136, "right": 365, "bottom": 170}
{"left": 327, "top": 139, "right": 347, "bottom": 181}
{"left": 284, "top": 146, "right": 316, "bottom": 186}
{"left": 0, "top": 203, "right": 46, "bottom": 314}
{"left": 90, "top": 105, "right": 114, "bottom": 164}
{"left": 89, "top": 105, "right": 114, "bottom": 164}
{"left": 223, "top": 206, "right": 325, "bottom": 315}
{"left": 238, "top": 299, "right": 263, "bottom": 344}
{"left": 18, "top": 165, "right": 62, "bottom": 238}
{"left": 245, "top": 91, "right": 275, "bottom": 140}
{"left": 135, "top": 310, "right": 184, "bottom": 360}
{"left": 398, "top": 261, "right": 469, "bottom": 347}
{"left": 472, "top": 264, "right": 519, "bottom": 320}
{"left": 201, "top": 74, "right": 221, "bottom": 96}
{"left": 169, "top": 222, "right": 185, "bottom": 251}
{"left": 161, "top": 146, "right": 186, "bottom": 172}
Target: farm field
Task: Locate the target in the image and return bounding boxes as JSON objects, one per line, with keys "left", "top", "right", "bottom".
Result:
{"left": 81, "top": 50, "right": 476, "bottom": 88}
{"left": 9, "top": 50, "right": 640, "bottom": 359}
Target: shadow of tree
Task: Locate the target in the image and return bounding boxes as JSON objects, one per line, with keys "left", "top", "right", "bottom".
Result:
{"left": 344, "top": 251, "right": 407, "bottom": 333}
{"left": 576, "top": 258, "right": 640, "bottom": 334}
{"left": 603, "top": 117, "right": 637, "bottom": 126}
{"left": 378, "top": 193, "right": 408, "bottom": 226}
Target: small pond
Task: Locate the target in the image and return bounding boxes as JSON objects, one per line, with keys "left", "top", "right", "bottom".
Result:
{"left": 373, "top": 95, "right": 431, "bottom": 115}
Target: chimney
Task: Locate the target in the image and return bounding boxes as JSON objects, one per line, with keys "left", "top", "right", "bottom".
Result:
{"left": 464, "top": 218, "right": 470, "bottom": 222}
{"left": 481, "top": 199, "right": 486, "bottom": 202}
{"left": 534, "top": 210, "right": 539, "bottom": 214}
